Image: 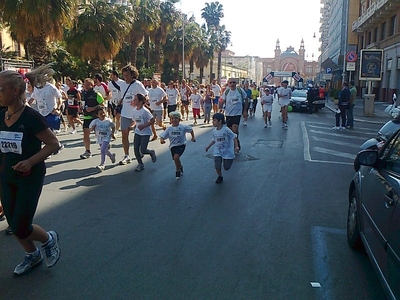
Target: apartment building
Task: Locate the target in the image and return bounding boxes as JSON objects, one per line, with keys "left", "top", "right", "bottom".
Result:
{"left": 352, "top": 0, "right": 400, "bottom": 102}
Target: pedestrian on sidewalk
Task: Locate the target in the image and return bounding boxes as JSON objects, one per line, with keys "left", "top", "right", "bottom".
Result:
{"left": 159, "top": 111, "right": 196, "bottom": 179}
{"left": 346, "top": 81, "right": 357, "bottom": 128}
{"left": 332, "top": 82, "right": 350, "bottom": 131}
{"left": 205, "top": 113, "right": 239, "bottom": 184}
{"left": 0, "top": 65, "right": 61, "bottom": 275}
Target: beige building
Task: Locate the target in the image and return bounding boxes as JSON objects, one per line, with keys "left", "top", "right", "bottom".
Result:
{"left": 352, "top": 0, "right": 400, "bottom": 102}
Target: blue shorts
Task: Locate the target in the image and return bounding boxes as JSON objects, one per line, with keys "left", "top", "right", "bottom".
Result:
{"left": 213, "top": 96, "right": 219, "bottom": 105}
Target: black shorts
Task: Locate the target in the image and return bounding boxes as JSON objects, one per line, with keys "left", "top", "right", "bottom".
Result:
{"left": 68, "top": 107, "right": 79, "bottom": 117}
{"left": 170, "top": 144, "right": 186, "bottom": 158}
{"left": 181, "top": 100, "right": 189, "bottom": 106}
{"left": 226, "top": 115, "right": 241, "bottom": 128}
{"left": 83, "top": 118, "right": 94, "bottom": 129}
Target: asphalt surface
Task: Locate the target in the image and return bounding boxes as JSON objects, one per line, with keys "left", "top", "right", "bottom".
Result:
{"left": 0, "top": 101, "right": 387, "bottom": 300}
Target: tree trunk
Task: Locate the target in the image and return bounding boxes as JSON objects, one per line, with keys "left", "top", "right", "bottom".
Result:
{"left": 173, "top": 57, "right": 180, "bottom": 81}
{"left": 217, "top": 50, "right": 222, "bottom": 82}
{"left": 30, "top": 28, "right": 48, "bottom": 65}
{"left": 154, "top": 30, "right": 163, "bottom": 72}
{"left": 144, "top": 34, "right": 150, "bottom": 68}
{"left": 189, "top": 60, "right": 194, "bottom": 78}
{"left": 130, "top": 41, "right": 139, "bottom": 67}
{"left": 91, "top": 56, "right": 102, "bottom": 73}
{"left": 209, "top": 59, "right": 214, "bottom": 82}
{"left": 200, "top": 67, "right": 204, "bottom": 83}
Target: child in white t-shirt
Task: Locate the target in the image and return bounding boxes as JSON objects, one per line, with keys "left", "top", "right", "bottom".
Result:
{"left": 89, "top": 106, "right": 116, "bottom": 171}
{"left": 189, "top": 88, "right": 202, "bottom": 125}
{"left": 131, "top": 93, "right": 157, "bottom": 171}
{"left": 159, "top": 111, "right": 196, "bottom": 179}
{"left": 205, "top": 113, "right": 239, "bottom": 184}
{"left": 261, "top": 87, "right": 274, "bottom": 128}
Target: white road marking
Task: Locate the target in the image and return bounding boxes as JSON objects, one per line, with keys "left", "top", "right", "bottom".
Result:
{"left": 311, "top": 136, "right": 360, "bottom": 148}
{"left": 313, "top": 147, "right": 356, "bottom": 159}
{"left": 309, "top": 129, "right": 367, "bottom": 140}
{"left": 301, "top": 121, "right": 311, "bottom": 161}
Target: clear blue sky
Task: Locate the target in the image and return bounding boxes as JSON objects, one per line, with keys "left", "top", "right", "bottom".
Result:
{"left": 178, "top": 0, "right": 322, "bottom": 60}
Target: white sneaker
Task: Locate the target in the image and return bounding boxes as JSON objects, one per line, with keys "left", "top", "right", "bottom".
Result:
{"left": 14, "top": 250, "right": 43, "bottom": 275}
{"left": 41, "top": 231, "right": 60, "bottom": 268}
{"left": 243, "top": 121, "right": 247, "bottom": 126}
{"left": 119, "top": 156, "right": 131, "bottom": 165}
{"left": 97, "top": 164, "right": 105, "bottom": 171}
{"left": 70, "top": 129, "right": 76, "bottom": 134}
{"left": 282, "top": 123, "right": 285, "bottom": 128}
{"left": 268, "top": 120, "right": 272, "bottom": 127}
{"left": 332, "top": 126, "right": 340, "bottom": 130}
{"left": 264, "top": 123, "right": 268, "bottom": 128}
{"left": 284, "top": 123, "right": 288, "bottom": 129}
{"left": 339, "top": 126, "right": 345, "bottom": 131}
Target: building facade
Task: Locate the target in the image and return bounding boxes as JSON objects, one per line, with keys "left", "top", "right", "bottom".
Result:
{"left": 352, "top": 0, "right": 400, "bottom": 102}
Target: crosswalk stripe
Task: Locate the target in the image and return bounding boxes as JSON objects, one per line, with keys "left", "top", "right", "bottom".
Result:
{"left": 311, "top": 136, "right": 360, "bottom": 148}
{"left": 313, "top": 147, "right": 356, "bottom": 159}
{"left": 309, "top": 129, "right": 367, "bottom": 140}
{"left": 307, "top": 124, "right": 377, "bottom": 136}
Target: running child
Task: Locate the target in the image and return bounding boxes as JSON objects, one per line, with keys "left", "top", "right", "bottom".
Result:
{"left": 89, "top": 106, "right": 116, "bottom": 171}
{"left": 159, "top": 111, "right": 196, "bottom": 179}
{"left": 131, "top": 93, "right": 157, "bottom": 171}
{"left": 261, "top": 86, "right": 274, "bottom": 128}
{"left": 189, "top": 88, "right": 202, "bottom": 125}
{"left": 205, "top": 113, "right": 239, "bottom": 184}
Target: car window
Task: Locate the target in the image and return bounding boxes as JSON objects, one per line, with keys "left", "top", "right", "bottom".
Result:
{"left": 292, "top": 90, "right": 307, "bottom": 97}
{"left": 382, "top": 132, "right": 400, "bottom": 173}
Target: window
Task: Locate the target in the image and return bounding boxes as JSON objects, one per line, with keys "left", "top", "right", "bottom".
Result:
{"left": 368, "top": 31, "right": 372, "bottom": 45}
{"left": 373, "top": 27, "right": 378, "bottom": 42}
{"left": 381, "top": 22, "right": 386, "bottom": 41}
{"left": 390, "top": 15, "right": 397, "bottom": 36}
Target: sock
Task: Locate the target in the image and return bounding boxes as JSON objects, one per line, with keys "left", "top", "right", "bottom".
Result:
{"left": 43, "top": 232, "right": 53, "bottom": 246}
{"left": 27, "top": 247, "right": 40, "bottom": 256}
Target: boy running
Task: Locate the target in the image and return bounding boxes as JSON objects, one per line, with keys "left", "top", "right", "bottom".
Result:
{"left": 159, "top": 111, "right": 196, "bottom": 179}
{"left": 205, "top": 113, "right": 239, "bottom": 184}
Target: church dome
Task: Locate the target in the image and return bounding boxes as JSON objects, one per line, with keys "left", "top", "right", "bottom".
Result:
{"left": 281, "top": 46, "right": 299, "bottom": 57}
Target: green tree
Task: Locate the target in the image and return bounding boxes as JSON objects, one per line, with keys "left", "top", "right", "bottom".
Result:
{"left": 0, "top": 0, "right": 77, "bottom": 65}
{"left": 216, "top": 26, "right": 231, "bottom": 82}
{"left": 66, "top": 0, "right": 134, "bottom": 72}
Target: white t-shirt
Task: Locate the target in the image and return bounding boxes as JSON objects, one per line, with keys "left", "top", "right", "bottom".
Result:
{"left": 180, "top": 86, "right": 190, "bottom": 101}
{"left": 89, "top": 118, "right": 115, "bottom": 144}
{"left": 159, "top": 124, "right": 193, "bottom": 149}
{"left": 190, "top": 94, "right": 202, "bottom": 109}
{"left": 261, "top": 94, "right": 274, "bottom": 110}
{"left": 120, "top": 80, "right": 148, "bottom": 118}
{"left": 132, "top": 107, "right": 153, "bottom": 136}
{"left": 166, "top": 87, "right": 179, "bottom": 106}
{"left": 212, "top": 126, "right": 237, "bottom": 159}
{"left": 221, "top": 88, "right": 247, "bottom": 116}
{"left": 148, "top": 87, "right": 167, "bottom": 111}
{"left": 278, "top": 87, "right": 292, "bottom": 101}
{"left": 211, "top": 84, "right": 221, "bottom": 97}
{"left": 31, "top": 83, "right": 61, "bottom": 116}
{"left": 107, "top": 79, "right": 124, "bottom": 105}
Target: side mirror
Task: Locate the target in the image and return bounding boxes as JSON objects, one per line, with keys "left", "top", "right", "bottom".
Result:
{"left": 357, "top": 149, "right": 379, "bottom": 167}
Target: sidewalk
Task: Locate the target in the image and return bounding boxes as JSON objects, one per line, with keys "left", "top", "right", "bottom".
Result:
{"left": 324, "top": 97, "right": 391, "bottom": 125}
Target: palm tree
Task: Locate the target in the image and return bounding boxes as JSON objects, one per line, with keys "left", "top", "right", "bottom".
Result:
{"left": 201, "top": 1, "right": 224, "bottom": 81}
{"left": 153, "top": 0, "right": 180, "bottom": 72}
{"left": 216, "top": 26, "right": 231, "bottom": 82}
{"left": 201, "top": 1, "right": 224, "bottom": 30}
{"left": 193, "top": 25, "right": 213, "bottom": 83}
{"left": 66, "top": 0, "right": 134, "bottom": 72}
{"left": 0, "top": 0, "right": 77, "bottom": 65}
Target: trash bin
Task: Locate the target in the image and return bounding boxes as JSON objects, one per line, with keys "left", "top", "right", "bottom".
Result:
{"left": 364, "top": 94, "right": 375, "bottom": 117}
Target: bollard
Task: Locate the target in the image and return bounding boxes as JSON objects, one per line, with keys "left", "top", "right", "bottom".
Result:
{"left": 363, "top": 94, "right": 375, "bottom": 116}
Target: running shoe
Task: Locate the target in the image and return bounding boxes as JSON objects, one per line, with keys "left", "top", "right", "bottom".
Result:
{"left": 135, "top": 164, "right": 145, "bottom": 172}
{"left": 332, "top": 126, "right": 340, "bottom": 130}
{"left": 41, "top": 231, "right": 60, "bottom": 268}
{"left": 110, "top": 153, "right": 116, "bottom": 164}
{"left": 150, "top": 150, "right": 157, "bottom": 163}
{"left": 284, "top": 123, "right": 288, "bottom": 129}
{"left": 119, "top": 156, "right": 131, "bottom": 165}
{"left": 339, "top": 126, "right": 346, "bottom": 131}
{"left": 97, "top": 164, "right": 105, "bottom": 171}
{"left": 180, "top": 167, "right": 184, "bottom": 175}
{"left": 282, "top": 123, "right": 285, "bottom": 128}
{"left": 175, "top": 170, "right": 181, "bottom": 179}
{"left": 243, "top": 121, "right": 247, "bottom": 126}
{"left": 268, "top": 120, "right": 272, "bottom": 127}
{"left": 14, "top": 250, "right": 43, "bottom": 275}
{"left": 264, "top": 123, "right": 268, "bottom": 128}
{"left": 70, "top": 129, "right": 76, "bottom": 134}
{"left": 80, "top": 150, "right": 92, "bottom": 159}
{"left": 215, "top": 176, "right": 223, "bottom": 184}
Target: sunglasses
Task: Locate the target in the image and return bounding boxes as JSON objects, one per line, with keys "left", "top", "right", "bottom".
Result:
{"left": 229, "top": 81, "right": 236, "bottom": 84}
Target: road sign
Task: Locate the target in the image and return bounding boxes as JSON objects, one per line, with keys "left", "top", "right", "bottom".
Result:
{"left": 346, "top": 62, "right": 356, "bottom": 71}
{"left": 326, "top": 67, "right": 332, "bottom": 74}
{"left": 323, "top": 74, "right": 333, "bottom": 80}
{"left": 346, "top": 52, "right": 358, "bottom": 62}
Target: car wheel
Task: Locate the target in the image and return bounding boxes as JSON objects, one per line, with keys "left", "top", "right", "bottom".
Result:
{"left": 347, "top": 190, "right": 364, "bottom": 250}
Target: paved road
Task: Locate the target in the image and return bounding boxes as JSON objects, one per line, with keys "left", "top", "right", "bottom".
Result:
{"left": 0, "top": 103, "right": 386, "bottom": 299}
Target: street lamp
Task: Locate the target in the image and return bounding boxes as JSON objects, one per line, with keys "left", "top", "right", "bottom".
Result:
{"left": 182, "top": 11, "right": 193, "bottom": 80}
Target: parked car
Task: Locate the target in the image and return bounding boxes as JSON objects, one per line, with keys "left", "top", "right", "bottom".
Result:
{"left": 348, "top": 131, "right": 400, "bottom": 300}
{"left": 354, "top": 116, "right": 400, "bottom": 171}
{"left": 289, "top": 89, "right": 325, "bottom": 112}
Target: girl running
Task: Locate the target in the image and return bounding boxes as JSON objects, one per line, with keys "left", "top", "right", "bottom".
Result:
{"left": 261, "top": 86, "right": 274, "bottom": 128}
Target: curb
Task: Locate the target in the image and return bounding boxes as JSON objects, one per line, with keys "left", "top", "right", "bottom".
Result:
{"left": 325, "top": 105, "right": 388, "bottom": 125}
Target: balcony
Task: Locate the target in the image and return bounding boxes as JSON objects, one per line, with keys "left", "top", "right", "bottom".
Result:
{"left": 352, "top": 0, "right": 397, "bottom": 31}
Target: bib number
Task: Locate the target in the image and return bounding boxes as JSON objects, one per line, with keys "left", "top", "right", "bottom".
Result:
{"left": 0, "top": 131, "right": 23, "bottom": 154}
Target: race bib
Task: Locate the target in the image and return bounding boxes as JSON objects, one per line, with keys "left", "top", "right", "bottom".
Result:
{"left": 0, "top": 131, "right": 23, "bottom": 154}
{"left": 231, "top": 97, "right": 239, "bottom": 103}
{"left": 68, "top": 98, "right": 74, "bottom": 105}
{"left": 37, "top": 98, "right": 48, "bottom": 113}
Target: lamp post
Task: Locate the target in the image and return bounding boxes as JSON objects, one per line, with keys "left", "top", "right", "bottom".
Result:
{"left": 182, "top": 11, "right": 193, "bottom": 80}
